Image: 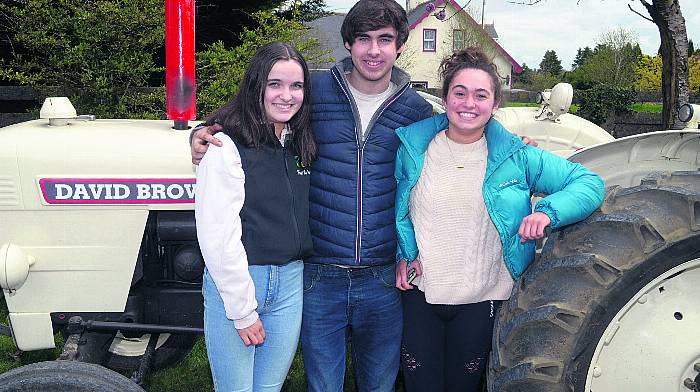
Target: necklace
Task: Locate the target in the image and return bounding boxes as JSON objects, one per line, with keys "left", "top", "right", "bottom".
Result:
{"left": 444, "top": 132, "right": 468, "bottom": 169}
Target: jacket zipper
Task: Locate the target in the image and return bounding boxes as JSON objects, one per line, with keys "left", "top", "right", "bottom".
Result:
{"left": 332, "top": 69, "right": 410, "bottom": 264}
{"left": 282, "top": 144, "right": 302, "bottom": 259}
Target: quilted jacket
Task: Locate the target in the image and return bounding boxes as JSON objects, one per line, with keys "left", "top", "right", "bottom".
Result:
{"left": 307, "top": 58, "right": 433, "bottom": 266}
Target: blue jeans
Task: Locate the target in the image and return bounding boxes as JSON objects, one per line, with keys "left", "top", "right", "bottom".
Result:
{"left": 301, "top": 263, "right": 402, "bottom": 392}
{"left": 202, "top": 261, "right": 303, "bottom": 392}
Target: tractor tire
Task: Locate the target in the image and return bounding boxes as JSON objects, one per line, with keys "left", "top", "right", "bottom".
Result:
{"left": 103, "top": 332, "right": 197, "bottom": 371}
{"left": 0, "top": 360, "right": 144, "bottom": 391}
{"left": 489, "top": 171, "right": 700, "bottom": 392}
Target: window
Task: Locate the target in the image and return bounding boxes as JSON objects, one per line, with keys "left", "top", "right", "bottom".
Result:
{"left": 423, "top": 29, "right": 436, "bottom": 52}
{"left": 453, "top": 29, "right": 465, "bottom": 51}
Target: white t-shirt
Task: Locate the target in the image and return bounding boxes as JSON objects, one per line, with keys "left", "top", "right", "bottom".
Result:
{"left": 346, "top": 79, "right": 397, "bottom": 141}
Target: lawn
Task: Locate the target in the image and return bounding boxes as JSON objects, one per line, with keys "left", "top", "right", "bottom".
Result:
{"left": 628, "top": 102, "right": 662, "bottom": 113}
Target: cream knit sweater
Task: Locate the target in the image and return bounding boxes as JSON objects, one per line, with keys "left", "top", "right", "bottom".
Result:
{"left": 409, "top": 130, "right": 514, "bottom": 305}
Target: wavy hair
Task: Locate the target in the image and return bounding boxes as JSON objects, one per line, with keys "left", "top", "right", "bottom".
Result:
{"left": 440, "top": 47, "right": 502, "bottom": 105}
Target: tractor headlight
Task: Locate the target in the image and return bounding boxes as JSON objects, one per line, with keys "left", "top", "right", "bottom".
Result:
{"left": 678, "top": 103, "right": 694, "bottom": 123}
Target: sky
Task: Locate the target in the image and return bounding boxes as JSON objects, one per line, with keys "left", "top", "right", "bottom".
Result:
{"left": 322, "top": 0, "right": 700, "bottom": 70}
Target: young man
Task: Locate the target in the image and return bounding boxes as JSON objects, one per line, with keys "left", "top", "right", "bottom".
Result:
{"left": 192, "top": 1, "right": 433, "bottom": 390}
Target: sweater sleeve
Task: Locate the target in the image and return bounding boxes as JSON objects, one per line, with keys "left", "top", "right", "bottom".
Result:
{"left": 522, "top": 145, "right": 605, "bottom": 228}
{"left": 194, "top": 134, "right": 259, "bottom": 329}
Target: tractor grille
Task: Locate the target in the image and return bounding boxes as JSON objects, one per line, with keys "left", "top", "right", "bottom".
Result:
{"left": 0, "top": 176, "right": 19, "bottom": 206}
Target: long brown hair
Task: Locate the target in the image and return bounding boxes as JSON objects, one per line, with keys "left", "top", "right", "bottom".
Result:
{"left": 205, "top": 42, "right": 317, "bottom": 165}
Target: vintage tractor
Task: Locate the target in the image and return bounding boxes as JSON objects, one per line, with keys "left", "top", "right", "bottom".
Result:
{"left": 0, "top": 0, "right": 200, "bottom": 390}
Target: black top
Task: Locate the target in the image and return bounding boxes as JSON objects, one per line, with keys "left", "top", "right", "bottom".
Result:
{"left": 235, "top": 139, "right": 313, "bottom": 265}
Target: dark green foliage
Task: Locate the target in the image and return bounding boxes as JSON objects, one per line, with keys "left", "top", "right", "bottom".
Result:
{"left": 689, "top": 39, "right": 695, "bottom": 57}
{"left": 577, "top": 84, "right": 635, "bottom": 125}
{"left": 512, "top": 63, "right": 533, "bottom": 88}
{"left": 565, "top": 42, "right": 641, "bottom": 90}
{"left": 278, "top": 0, "right": 330, "bottom": 22}
{"left": 0, "top": 0, "right": 329, "bottom": 119}
{"left": 539, "top": 50, "right": 563, "bottom": 76}
{"left": 0, "top": 0, "right": 166, "bottom": 118}
{"left": 572, "top": 46, "right": 593, "bottom": 69}
{"left": 195, "top": 0, "right": 323, "bottom": 49}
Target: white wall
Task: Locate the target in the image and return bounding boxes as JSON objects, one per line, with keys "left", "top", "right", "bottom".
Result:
{"left": 398, "top": 3, "right": 513, "bottom": 90}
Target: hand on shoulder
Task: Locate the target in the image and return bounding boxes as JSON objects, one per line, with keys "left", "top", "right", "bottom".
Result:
{"left": 191, "top": 123, "right": 224, "bottom": 165}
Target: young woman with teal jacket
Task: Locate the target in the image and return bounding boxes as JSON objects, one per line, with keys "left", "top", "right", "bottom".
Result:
{"left": 393, "top": 47, "right": 605, "bottom": 391}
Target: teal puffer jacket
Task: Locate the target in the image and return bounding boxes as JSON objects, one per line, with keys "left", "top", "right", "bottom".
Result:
{"left": 394, "top": 113, "right": 605, "bottom": 278}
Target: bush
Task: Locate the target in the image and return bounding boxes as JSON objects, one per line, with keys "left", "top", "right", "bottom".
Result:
{"left": 577, "top": 85, "right": 635, "bottom": 125}
{"left": 0, "top": 0, "right": 165, "bottom": 118}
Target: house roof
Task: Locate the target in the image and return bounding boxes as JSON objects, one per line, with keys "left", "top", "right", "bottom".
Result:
{"left": 305, "top": 13, "right": 347, "bottom": 69}
{"left": 407, "top": 0, "right": 521, "bottom": 73}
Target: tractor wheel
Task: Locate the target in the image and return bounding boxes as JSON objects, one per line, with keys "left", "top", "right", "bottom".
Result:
{"left": 0, "top": 360, "right": 144, "bottom": 391}
{"left": 489, "top": 171, "right": 700, "bottom": 392}
{"left": 103, "top": 332, "right": 197, "bottom": 371}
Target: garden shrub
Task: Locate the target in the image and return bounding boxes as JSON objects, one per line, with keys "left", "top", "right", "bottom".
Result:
{"left": 577, "top": 85, "right": 635, "bottom": 125}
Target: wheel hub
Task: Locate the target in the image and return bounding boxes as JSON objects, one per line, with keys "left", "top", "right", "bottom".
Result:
{"left": 585, "top": 258, "right": 700, "bottom": 392}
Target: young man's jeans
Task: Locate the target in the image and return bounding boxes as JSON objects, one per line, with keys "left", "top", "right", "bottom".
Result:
{"left": 202, "top": 261, "right": 303, "bottom": 392}
{"left": 301, "top": 263, "right": 402, "bottom": 392}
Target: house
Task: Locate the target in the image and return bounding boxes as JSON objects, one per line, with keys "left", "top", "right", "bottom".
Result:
{"left": 305, "top": 1, "right": 521, "bottom": 91}
{"left": 402, "top": 0, "right": 522, "bottom": 90}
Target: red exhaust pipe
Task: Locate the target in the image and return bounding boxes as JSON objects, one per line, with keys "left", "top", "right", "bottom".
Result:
{"left": 165, "top": 0, "right": 196, "bottom": 129}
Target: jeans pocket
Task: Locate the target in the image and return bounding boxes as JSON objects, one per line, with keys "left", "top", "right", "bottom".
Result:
{"left": 376, "top": 264, "right": 396, "bottom": 288}
{"left": 303, "top": 265, "right": 320, "bottom": 293}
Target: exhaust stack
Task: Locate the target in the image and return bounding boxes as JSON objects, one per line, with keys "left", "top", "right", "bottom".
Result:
{"left": 165, "top": 0, "right": 196, "bottom": 130}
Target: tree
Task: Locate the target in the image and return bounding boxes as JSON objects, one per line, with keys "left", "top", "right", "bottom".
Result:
{"left": 0, "top": 0, "right": 165, "bottom": 117}
{"left": 633, "top": 0, "right": 689, "bottom": 129}
{"left": 571, "top": 27, "right": 641, "bottom": 89}
{"left": 512, "top": 63, "right": 534, "bottom": 88}
{"left": 539, "top": 50, "right": 563, "bottom": 75}
{"left": 634, "top": 54, "right": 663, "bottom": 92}
{"left": 689, "top": 38, "right": 696, "bottom": 57}
{"left": 0, "top": 0, "right": 328, "bottom": 119}
{"left": 516, "top": 0, "right": 690, "bottom": 130}
{"left": 690, "top": 55, "right": 700, "bottom": 93}
{"left": 278, "top": 0, "right": 330, "bottom": 22}
{"left": 572, "top": 46, "right": 593, "bottom": 69}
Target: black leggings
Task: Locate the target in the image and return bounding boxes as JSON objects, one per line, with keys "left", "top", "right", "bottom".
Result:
{"left": 400, "top": 289, "right": 499, "bottom": 392}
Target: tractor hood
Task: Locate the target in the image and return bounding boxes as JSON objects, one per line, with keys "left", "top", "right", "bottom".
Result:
{"left": 0, "top": 118, "right": 198, "bottom": 210}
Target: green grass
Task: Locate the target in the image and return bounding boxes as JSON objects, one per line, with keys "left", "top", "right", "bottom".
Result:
{"left": 628, "top": 102, "right": 662, "bottom": 113}
{"left": 503, "top": 102, "right": 539, "bottom": 108}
